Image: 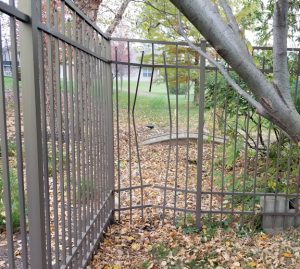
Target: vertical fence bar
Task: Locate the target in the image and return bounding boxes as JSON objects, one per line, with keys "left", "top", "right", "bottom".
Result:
{"left": 115, "top": 47, "right": 121, "bottom": 221}
{"left": 9, "top": 1, "right": 29, "bottom": 266}
{"left": 0, "top": 22, "right": 15, "bottom": 269}
{"left": 173, "top": 44, "right": 179, "bottom": 222}
{"left": 132, "top": 51, "right": 145, "bottom": 219}
{"left": 220, "top": 74, "right": 228, "bottom": 223}
{"left": 196, "top": 41, "right": 206, "bottom": 229}
{"left": 162, "top": 52, "right": 173, "bottom": 223}
{"left": 19, "top": 0, "right": 47, "bottom": 268}
{"left": 106, "top": 38, "right": 114, "bottom": 223}
{"left": 38, "top": 32, "right": 52, "bottom": 268}
{"left": 184, "top": 53, "right": 191, "bottom": 224}
{"left": 127, "top": 41, "right": 133, "bottom": 223}
{"left": 209, "top": 64, "right": 218, "bottom": 218}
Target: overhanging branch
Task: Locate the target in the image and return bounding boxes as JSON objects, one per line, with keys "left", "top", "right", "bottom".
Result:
{"left": 177, "top": 13, "right": 267, "bottom": 117}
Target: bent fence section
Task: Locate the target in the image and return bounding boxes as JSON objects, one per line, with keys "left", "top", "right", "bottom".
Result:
{"left": 0, "top": 1, "right": 114, "bottom": 268}
{"left": 112, "top": 37, "right": 300, "bottom": 233}
{"left": 1, "top": 0, "right": 300, "bottom": 268}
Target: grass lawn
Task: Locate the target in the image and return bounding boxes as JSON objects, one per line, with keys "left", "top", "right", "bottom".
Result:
{"left": 113, "top": 80, "right": 200, "bottom": 130}
{"left": 4, "top": 76, "right": 13, "bottom": 89}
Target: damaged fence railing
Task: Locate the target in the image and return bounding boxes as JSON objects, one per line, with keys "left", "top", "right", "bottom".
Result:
{"left": 112, "top": 37, "right": 300, "bottom": 233}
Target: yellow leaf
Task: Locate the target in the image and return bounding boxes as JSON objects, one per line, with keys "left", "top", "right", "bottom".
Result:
{"left": 126, "top": 236, "right": 135, "bottom": 242}
{"left": 131, "top": 243, "right": 140, "bottom": 251}
{"left": 113, "top": 265, "right": 120, "bottom": 269}
{"left": 248, "top": 261, "right": 257, "bottom": 267}
{"left": 259, "top": 234, "right": 268, "bottom": 241}
{"left": 283, "top": 252, "right": 293, "bottom": 258}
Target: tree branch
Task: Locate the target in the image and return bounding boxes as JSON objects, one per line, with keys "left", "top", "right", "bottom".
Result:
{"left": 170, "top": 0, "right": 300, "bottom": 144}
{"left": 218, "top": 0, "right": 240, "bottom": 35}
{"left": 218, "top": 0, "right": 252, "bottom": 62}
{"left": 273, "top": 0, "right": 292, "bottom": 106}
{"left": 106, "top": 0, "right": 132, "bottom": 35}
{"left": 177, "top": 13, "right": 267, "bottom": 117}
{"left": 144, "top": 1, "right": 177, "bottom": 16}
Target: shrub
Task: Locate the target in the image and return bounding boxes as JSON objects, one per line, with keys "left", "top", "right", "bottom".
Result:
{"left": 0, "top": 140, "right": 17, "bottom": 158}
{"left": 0, "top": 166, "right": 20, "bottom": 231}
{"left": 169, "top": 83, "right": 187, "bottom": 95}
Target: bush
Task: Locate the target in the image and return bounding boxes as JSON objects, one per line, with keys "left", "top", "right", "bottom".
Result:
{"left": 169, "top": 83, "right": 187, "bottom": 95}
{"left": 0, "top": 140, "right": 17, "bottom": 158}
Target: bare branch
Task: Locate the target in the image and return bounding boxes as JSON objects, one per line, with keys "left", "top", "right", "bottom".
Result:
{"left": 177, "top": 13, "right": 267, "bottom": 117}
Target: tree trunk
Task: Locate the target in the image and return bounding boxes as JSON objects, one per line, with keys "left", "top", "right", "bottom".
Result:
{"left": 193, "top": 78, "right": 200, "bottom": 105}
{"left": 170, "top": 0, "right": 300, "bottom": 144}
{"left": 193, "top": 54, "right": 200, "bottom": 104}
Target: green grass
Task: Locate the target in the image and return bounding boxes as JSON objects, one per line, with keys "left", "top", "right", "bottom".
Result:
{"left": 4, "top": 76, "right": 13, "bottom": 89}
{"left": 114, "top": 80, "right": 199, "bottom": 129}
{"left": 0, "top": 141, "right": 20, "bottom": 231}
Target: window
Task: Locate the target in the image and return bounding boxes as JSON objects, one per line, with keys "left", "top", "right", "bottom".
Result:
{"left": 143, "top": 68, "right": 152, "bottom": 78}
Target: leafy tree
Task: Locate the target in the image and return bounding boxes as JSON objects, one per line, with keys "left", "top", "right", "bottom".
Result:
{"left": 135, "top": 0, "right": 266, "bottom": 104}
{"left": 171, "top": 0, "right": 300, "bottom": 144}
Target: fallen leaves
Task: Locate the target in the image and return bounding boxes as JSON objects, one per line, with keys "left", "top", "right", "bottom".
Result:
{"left": 89, "top": 122, "right": 300, "bottom": 269}
{"left": 89, "top": 215, "right": 300, "bottom": 269}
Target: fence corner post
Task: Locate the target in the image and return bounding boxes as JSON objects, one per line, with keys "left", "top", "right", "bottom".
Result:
{"left": 19, "top": 0, "right": 46, "bottom": 268}
{"left": 196, "top": 40, "right": 206, "bottom": 229}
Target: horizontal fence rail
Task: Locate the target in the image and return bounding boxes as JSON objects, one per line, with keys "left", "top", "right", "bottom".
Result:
{"left": 0, "top": 0, "right": 114, "bottom": 268}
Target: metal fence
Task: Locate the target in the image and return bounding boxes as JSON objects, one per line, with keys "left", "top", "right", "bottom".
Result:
{"left": 0, "top": 0, "right": 114, "bottom": 268}
{"left": 112, "top": 37, "right": 300, "bottom": 232}
{"left": 1, "top": 0, "right": 300, "bottom": 268}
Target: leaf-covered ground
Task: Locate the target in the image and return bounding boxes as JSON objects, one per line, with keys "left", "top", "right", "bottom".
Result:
{"left": 89, "top": 122, "right": 300, "bottom": 269}
{"left": 90, "top": 213, "right": 300, "bottom": 269}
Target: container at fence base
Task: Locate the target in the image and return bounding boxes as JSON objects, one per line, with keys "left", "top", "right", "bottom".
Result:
{"left": 260, "top": 195, "right": 300, "bottom": 233}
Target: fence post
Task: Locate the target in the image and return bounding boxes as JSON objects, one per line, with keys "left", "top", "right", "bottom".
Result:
{"left": 19, "top": 1, "right": 46, "bottom": 268}
{"left": 196, "top": 40, "right": 206, "bottom": 229}
{"left": 105, "top": 38, "right": 115, "bottom": 223}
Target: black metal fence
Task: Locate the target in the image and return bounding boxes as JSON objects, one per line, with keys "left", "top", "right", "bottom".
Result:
{"left": 0, "top": 1, "right": 114, "bottom": 268}
{"left": 112, "top": 37, "right": 300, "bottom": 232}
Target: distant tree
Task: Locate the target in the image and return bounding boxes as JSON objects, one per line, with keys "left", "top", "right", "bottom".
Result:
{"left": 111, "top": 41, "right": 128, "bottom": 91}
{"left": 135, "top": 0, "right": 263, "bottom": 104}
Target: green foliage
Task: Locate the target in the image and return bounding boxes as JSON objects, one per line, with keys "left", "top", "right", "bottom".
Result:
{"left": 150, "top": 243, "right": 170, "bottom": 261}
{"left": 0, "top": 167, "right": 20, "bottom": 231}
{"left": 263, "top": 141, "right": 300, "bottom": 193}
{"left": 169, "top": 83, "right": 188, "bottom": 95}
{"left": 253, "top": 0, "right": 300, "bottom": 45}
{"left": 224, "top": 142, "right": 244, "bottom": 169}
{"left": 141, "top": 260, "right": 151, "bottom": 269}
{"left": 175, "top": 212, "right": 199, "bottom": 234}
{"left": 200, "top": 216, "right": 230, "bottom": 242}
{"left": 205, "top": 71, "right": 250, "bottom": 118}
{"left": 0, "top": 140, "right": 17, "bottom": 158}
